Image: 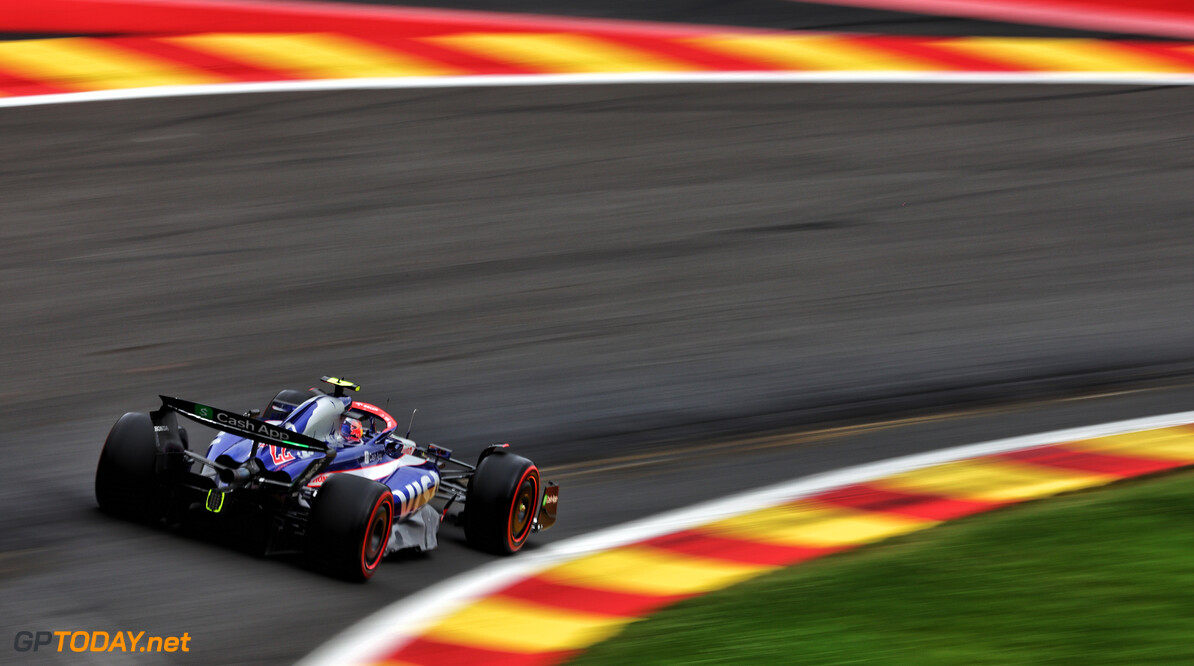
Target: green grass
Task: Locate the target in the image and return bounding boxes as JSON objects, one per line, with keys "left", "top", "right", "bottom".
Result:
{"left": 572, "top": 470, "right": 1194, "bottom": 665}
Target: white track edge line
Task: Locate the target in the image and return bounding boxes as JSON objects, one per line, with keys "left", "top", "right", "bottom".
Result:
{"left": 3, "top": 70, "right": 1194, "bottom": 109}
{"left": 298, "top": 408, "right": 1194, "bottom": 666}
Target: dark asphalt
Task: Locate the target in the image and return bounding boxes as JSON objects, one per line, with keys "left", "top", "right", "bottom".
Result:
{"left": 1, "top": 82, "right": 1192, "bottom": 664}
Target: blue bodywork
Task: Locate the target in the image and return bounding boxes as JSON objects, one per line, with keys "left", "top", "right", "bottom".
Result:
{"left": 204, "top": 394, "right": 440, "bottom": 520}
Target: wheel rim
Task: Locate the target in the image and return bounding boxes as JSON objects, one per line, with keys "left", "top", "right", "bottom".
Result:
{"left": 362, "top": 499, "right": 392, "bottom": 572}
{"left": 509, "top": 474, "right": 537, "bottom": 544}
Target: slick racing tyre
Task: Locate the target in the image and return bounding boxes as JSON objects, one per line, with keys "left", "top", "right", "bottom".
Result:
{"left": 464, "top": 450, "right": 540, "bottom": 555}
{"left": 306, "top": 474, "right": 394, "bottom": 581}
{"left": 95, "top": 412, "right": 162, "bottom": 522}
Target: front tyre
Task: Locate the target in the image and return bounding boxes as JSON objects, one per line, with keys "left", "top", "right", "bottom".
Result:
{"left": 305, "top": 474, "right": 394, "bottom": 581}
{"left": 464, "top": 450, "right": 540, "bottom": 555}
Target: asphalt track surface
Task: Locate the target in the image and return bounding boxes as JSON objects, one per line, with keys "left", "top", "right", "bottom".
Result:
{"left": 2, "top": 83, "right": 1193, "bottom": 664}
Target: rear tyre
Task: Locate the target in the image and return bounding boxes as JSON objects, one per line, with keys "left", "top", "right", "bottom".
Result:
{"left": 95, "top": 412, "right": 161, "bottom": 522}
{"left": 464, "top": 450, "right": 539, "bottom": 555}
{"left": 306, "top": 474, "right": 394, "bottom": 581}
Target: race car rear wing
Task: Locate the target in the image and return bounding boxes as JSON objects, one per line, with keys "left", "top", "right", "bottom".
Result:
{"left": 153, "top": 395, "right": 336, "bottom": 499}
{"left": 155, "top": 395, "right": 331, "bottom": 455}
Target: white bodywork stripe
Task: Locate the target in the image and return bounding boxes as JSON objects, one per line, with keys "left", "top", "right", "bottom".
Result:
{"left": 341, "top": 459, "right": 401, "bottom": 482}
{"left": 308, "top": 454, "right": 429, "bottom": 487}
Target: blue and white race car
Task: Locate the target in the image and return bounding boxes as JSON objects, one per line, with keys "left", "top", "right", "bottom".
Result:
{"left": 95, "top": 377, "right": 558, "bottom": 580}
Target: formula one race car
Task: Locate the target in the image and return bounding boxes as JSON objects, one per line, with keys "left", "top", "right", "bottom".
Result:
{"left": 94, "top": 377, "right": 558, "bottom": 581}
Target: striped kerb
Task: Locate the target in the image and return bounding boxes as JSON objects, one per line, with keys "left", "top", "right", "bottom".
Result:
{"left": 377, "top": 427, "right": 1194, "bottom": 665}
{"left": 0, "top": 33, "right": 1192, "bottom": 97}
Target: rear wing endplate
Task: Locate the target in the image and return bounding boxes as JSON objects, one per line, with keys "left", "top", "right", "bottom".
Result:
{"left": 157, "top": 395, "right": 331, "bottom": 455}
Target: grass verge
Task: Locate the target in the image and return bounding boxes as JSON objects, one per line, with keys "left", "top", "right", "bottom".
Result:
{"left": 572, "top": 470, "right": 1194, "bottom": 665}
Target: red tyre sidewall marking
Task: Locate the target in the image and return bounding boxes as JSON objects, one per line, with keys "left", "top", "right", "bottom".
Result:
{"left": 506, "top": 466, "right": 539, "bottom": 551}
{"left": 360, "top": 493, "right": 394, "bottom": 578}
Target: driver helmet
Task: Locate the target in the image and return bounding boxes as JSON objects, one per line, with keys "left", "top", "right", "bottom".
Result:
{"left": 340, "top": 417, "right": 364, "bottom": 444}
